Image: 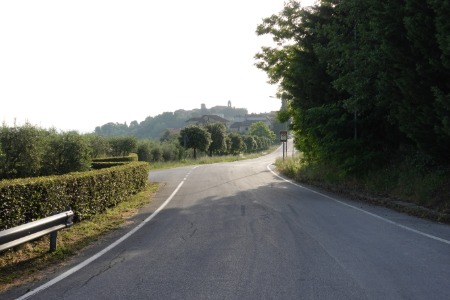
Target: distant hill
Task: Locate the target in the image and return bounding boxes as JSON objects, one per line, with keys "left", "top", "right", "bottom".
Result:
{"left": 94, "top": 103, "right": 251, "bottom": 139}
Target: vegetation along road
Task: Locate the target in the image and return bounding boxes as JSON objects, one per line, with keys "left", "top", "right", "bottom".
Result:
{"left": 4, "top": 145, "right": 450, "bottom": 299}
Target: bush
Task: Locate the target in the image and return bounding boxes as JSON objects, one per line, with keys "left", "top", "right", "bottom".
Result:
{"left": 0, "top": 123, "right": 47, "bottom": 179}
{"left": 91, "top": 162, "right": 129, "bottom": 170}
{"left": 0, "top": 124, "right": 96, "bottom": 179}
{"left": 162, "top": 143, "right": 180, "bottom": 161}
{"left": 137, "top": 141, "right": 152, "bottom": 162}
{"left": 0, "top": 162, "right": 150, "bottom": 230}
{"left": 92, "top": 155, "right": 138, "bottom": 163}
{"left": 108, "top": 136, "right": 138, "bottom": 157}
{"left": 41, "top": 131, "right": 92, "bottom": 175}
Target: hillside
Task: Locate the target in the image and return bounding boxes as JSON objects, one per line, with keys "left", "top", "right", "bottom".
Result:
{"left": 94, "top": 103, "right": 262, "bottom": 139}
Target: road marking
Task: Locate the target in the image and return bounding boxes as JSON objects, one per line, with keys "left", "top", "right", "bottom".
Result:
{"left": 16, "top": 166, "right": 199, "bottom": 300}
{"left": 267, "top": 164, "right": 450, "bottom": 246}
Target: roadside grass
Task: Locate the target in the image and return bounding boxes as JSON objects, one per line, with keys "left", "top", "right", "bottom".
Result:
{"left": 0, "top": 183, "right": 160, "bottom": 292}
{"left": 0, "top": 147, "right": 277, "bottom": 293}
{"left": 275, "top": 155, "right": 450, "bottom": 223}
{"left": 149, "top": 149, "right": 276, "bottom": 170}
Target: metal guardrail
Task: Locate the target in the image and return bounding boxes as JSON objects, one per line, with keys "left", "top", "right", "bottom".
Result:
{"left": 0, "top": 209, "right": 74, "bottom": 252}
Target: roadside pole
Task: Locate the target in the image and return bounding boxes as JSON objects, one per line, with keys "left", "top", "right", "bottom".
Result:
{"left": 280, "top": 130, "right": 288, "bottom": 160}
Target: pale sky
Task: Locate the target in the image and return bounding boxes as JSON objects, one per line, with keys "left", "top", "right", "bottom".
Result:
{"left": 1, "top": 0, "right": 315, "bottom": 133}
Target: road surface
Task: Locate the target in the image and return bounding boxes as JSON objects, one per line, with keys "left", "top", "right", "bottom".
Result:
{"left": 4, "top": 144, "right": 450, "bottom": 299}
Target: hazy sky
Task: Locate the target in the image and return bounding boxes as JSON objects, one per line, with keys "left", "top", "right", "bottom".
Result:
{"left": 1, "top": 0, "right": 315, "bottom": 133}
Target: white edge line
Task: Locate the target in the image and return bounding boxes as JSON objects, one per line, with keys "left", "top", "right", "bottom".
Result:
{"left": 267, "top": 164, "right": 450, "bottom": 245}
{"left": 16, "top": 167, "right": 198, "bottom": 300}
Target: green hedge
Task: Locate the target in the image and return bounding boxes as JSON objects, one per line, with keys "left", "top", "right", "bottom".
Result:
{"left": 91, "top": 162, "right": 130, "bottom": 170}
{"left": 0, "top": 162, "right": 150, "bottom": 230}
{"left": 92, "top": 154, "right": 138, "bottom": 163}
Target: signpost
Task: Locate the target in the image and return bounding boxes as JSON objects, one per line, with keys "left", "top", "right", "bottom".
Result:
{"left": 280, "top": 130, "right": 288, "bottom": 160}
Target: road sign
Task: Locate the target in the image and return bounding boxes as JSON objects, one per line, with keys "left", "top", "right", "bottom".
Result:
{"left": 280, "top": 130, "right": 288, "bottom": 142}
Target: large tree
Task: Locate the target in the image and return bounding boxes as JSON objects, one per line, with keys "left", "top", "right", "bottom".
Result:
{"left": 248, "top": 121, "right": 276, "bottom": 142}
{"left": 178, "top": 125, "right": 211, "bottom": 159}
{"left": 204, "top": 122, "right": 227, "bottom": 156}
{"left": 255, "top": 1, "right": 347, "bottom": 167}
{"left": 228, "top": 132, "right": 245, "bottom": 155}
{"left": 243, "top": 136, "right": 257, "bottom": 153}
{"left": 256, "top": 0, "right": 450, "bottom": 173}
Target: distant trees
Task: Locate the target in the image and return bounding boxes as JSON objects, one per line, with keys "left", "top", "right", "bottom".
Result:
{"left": 248, "top": 121, "right": 276, "bottom": 142}
{"left": 94, "top": 112, "right": 186, "bottom": 140}
{"left": 0, "top": 118, "right": 278, "bottom": 179}
{"left": 175, "top": 122, "right": 277, "bottom": 158}
{"left": 94, "top": 106, "right": 249, "bottom": 140}
{"left": 160, "top": 129, "right": 178, "bottom": 143}
{"left": 109, "top": 136, "right": 138, "bottom": 157}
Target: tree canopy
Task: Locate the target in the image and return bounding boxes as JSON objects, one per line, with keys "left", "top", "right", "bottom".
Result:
{"left": 204, "top": 122, "right": 228, "bottom": 156}
{"left": 178, "top": 125, "right": 212, "bottom": 159}
{"left": 95, "top": 106, "right": 248, "bottom": 140}
{"left": 248, "top": 121, "right": 276, "bottom": 141}
{"left": 256, "top": 0, "right": 450, "bottom": 173}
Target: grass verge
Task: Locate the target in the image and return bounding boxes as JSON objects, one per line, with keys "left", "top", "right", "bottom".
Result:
{"left": 0, "top": 183, "right": 160, "bottom": 293}
{"left": 275, "top": 155, "right": 450, "bottom": 224}
{"left": 149, "top": 149, "right": 277, "bottom": 170}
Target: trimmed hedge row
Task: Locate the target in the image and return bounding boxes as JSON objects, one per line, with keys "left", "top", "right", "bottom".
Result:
{"left": 91, "top": 162, "right": 129, "bottom": 170}
{"left": 0, "top": 162, "right": 150, "bottom": 230}
{"left": 92, "top": 154, "right": 138, "bottom": 163}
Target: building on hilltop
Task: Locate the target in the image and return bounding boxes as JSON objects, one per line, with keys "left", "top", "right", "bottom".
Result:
{"left": 229, "top": 120, "right": 255, "bottom": 134}
{"left": 229, "top": 113, "right": 275, "bottom": 134}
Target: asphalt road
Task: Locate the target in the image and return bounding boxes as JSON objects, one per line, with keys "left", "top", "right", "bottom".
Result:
{"left": 5, "top": 144, "right": 450, "bottom": 299}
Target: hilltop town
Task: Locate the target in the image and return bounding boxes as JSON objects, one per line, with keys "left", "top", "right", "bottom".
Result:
{"left": 94, "top": 101, "right": 281, "bottom": 140}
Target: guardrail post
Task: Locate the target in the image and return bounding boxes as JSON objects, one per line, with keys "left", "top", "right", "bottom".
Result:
{"left": 0, "top": 207, "right": 74, "bottom": 253}
{"left": 49, "top": 211, "right": 59, "bottom": 252}
{"left": 50, "top": 231, "right": 58, "bottom": 252}
{"left": 49, "top": 207, "right": 73, "bottom": 252}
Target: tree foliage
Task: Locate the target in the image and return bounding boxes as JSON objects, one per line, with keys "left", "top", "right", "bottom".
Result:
{"left": 248, "top": 121, "right": 276, "bottom": 142}
{"left": 0, "top": 124, "right": 94, "bottom": 179}
{"left": 0, "top": 124, "right": 145, "bottom": 179}
{"left": 228, "top": 132, "right": 245, "bottom": 155}
{"left": 178, "top": 125, "right": 212, "bottom": 159}
{"left": 41, "top": 131, "right": 92, "bottom": 175}
{"left": 204, "top": 122, "right": 227, "bottom": 156}
{"left": 85, "top": 134, "right": 110, "bottom": 158}
{"left": 95, "top": 106, "right": 248, "bottom": 140}
{"left": 243, "top": 136, "right": 257, "bottom": 153}
{"left": 0, "top": 123, "right": 46, "bottom": 179}
{"left": 108, "top": 136, "right": 138, "bottom": 157}
{"left": 256, "top": 0, "right": 450, "bottom": 173}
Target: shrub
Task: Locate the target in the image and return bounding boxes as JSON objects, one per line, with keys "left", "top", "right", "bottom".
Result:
{"left": 0, "top": 162, "right": 150, "bottom": 230}
{"left": 41, "top": 131, "right": 92, "bottom": 175}
{"left": 0, "top": 123, "right": 47, "bottom": 179}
